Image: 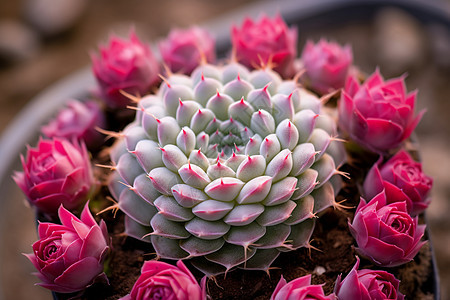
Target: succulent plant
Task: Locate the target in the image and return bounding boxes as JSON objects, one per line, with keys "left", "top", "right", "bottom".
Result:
{"left": 107, "top": 61, "right": 346, "bottom": 275}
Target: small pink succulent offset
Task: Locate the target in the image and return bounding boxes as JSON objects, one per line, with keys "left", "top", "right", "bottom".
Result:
{"left": 91, "top": 30, "right": 160, "bottom": 109}
{"left": 338, "top": 69, "right": 424, "bottom": 153}
{"left": 271, "top": 274, "right": 336, "bottom": 300}
{"left": 24, "top": 202, "right": 110, "bottom": 293}
{"left": 349, "top": 192, "right": 426, "bottom": 267}
{"left": 41, "top": 100, "right": 106, "bottom": 150}
{"left": 334, "top": 257, "right": 404, "bottom": 300}
{"left": 301, "top": 39, "right": 353, "bottom": 95}
{"left": 159, "top": 26, "right": 215, "bottom": 75}
{"left": 231, "top": 14, "right": 297, "bottom": 77}
{"left": 121, "top": 260, "right": 206, "bottom": 300}
{"left": 364, "top": 150, "right": 433, "bottom": 216}
{"left": 13, "top": 138, "right": 97, "bottom": 216}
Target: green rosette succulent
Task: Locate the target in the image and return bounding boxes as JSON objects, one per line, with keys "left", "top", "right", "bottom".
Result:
{"left": 108, "top": 62, "right": 346, "bottom": 275}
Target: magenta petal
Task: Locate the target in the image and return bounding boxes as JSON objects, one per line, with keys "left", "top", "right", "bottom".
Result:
{"left": 80, "top": 226, "right": 108, "bottom": 260}
{"left": 364, "top": 118, "right": 404, "bottom": 151}
{"left": 363, "top": 158, "right": 384, "bottom": 200}
{"left": 54, "top": 256, "right": 103, "bottom": 290}
{"left": 58, "top": 205, "right": 77, "bottom": 229}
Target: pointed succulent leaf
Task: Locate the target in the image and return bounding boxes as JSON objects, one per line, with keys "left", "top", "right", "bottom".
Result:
{"left": 250, "top": 110, "right": 276, "bottom": 138}
{"left": 228, "top": 98, "right": 255, "bottom": 125}
{"left": 151, "top": 235, "right": 189, "bottom": 259}
{"left": 191, "top": 64, "right": 222, "bottom": 86}
{"left": 262, "top": 177, "right": 297, "bottom": 206}
{"left": 209, "top": 130, "right": 224, "bottom": 146}
{"left": 185, "top": 217, "right": 230, "bottom": 239}
{"left": 224, "top": 222, "right": 266, "bottom": 247}
{"left": 206, "top": 92, "right": 234, "bottom": 121}
{"left": 116, "top": 152, "right": 143, "bottom": 186}
{"left": 148, "top": 167, "right": 182, "bottom": 195}
{"left": 315, "top": 113, "right": 337, "bottom": 136}
{"left": 176, "top": 127, "right": 196, "bottom": 155}
{"left": 142, "top": 105, "right": 165, "bottom": 140}
{"left": 206, "top": 243, "right": 256, "bottom": 271}
{"left": 154, "top": 195, "right": 194, "bottom": 222}
{"left": 204, "top": 177, "right": 244, "bottom": 201}
{"left": 298, "top": 88, "right": 321, "bottom": 114}
{"left": 259, "top": 134, "right": 281, "bottom": 162}
{"left": 284, "top": 195, "right": 315, "bottom": 225}
{"left": 160, "top": 144, "right": 188, "bottom": 172}
{"left": 119, "top": 189, "right": 158, "bottom": 226}
{"left": 151, "top": 213, "right": 190, "bottom": 239}
{"left": 163, "top": 84, "right": 195, "bottom": 117}
{"left": 236, "top": 176, "right": 272, "bottom": 204}
{"left": 223, "top": 204, "right": 265, "bottom": 226}
{"left": 110, "top": 139, "right": 127, "bottom": 165}
{"left": 254, "top": 224, "right": 291, "bottom": 249}
{"left": 265, "top": 149, "right": 293, "bottom": 182}
{"left": 277, "top": 82, "right": 301, "bottom": 112}
{"left": 207, "top": 161, "right": 236, "bottom": 180}
{"left": 195, "top": 133, "right": 209, "bottom": 158}
{"left": 219, "top": 118, "right": 244, "bottom": 135}
{"left": 235, "top": 155, "right": 266, "bottom": 182}
{"left": 134, "top": 140, "right": 164, "bottom": 173}
{"left": 133, "top": 173, "right": 160, "bottom": 205}
{"left": 292, "top": 169, "right": 319, "bottom": 200}
{"left": 284, "top": 218, "right": 315, "bottom": 250}
{"left": 157, "top": 116, "right": 181, "bottom": 146}
{"left": 225, "top": 153, "right": 247, "bottom": 171}
{"left": 247, "top": 86, "right": 272, "bottom": 112}
{"left": 176, "top": 100, "right": 201, "bottom": 127}
{"left": 256, "top": 200, "right": 296, "bottom": 226}
{"left": 244, "top": 134, "right": 262, "bottom": 156}
{"left": 124, "top": 126, "right": 148, "bottom": 152}
{"left": 240, "top": 248, "right": 280, "bottom": 271}
{"left": 292, "top": 109, "right": 319, "bottom": 143}
{"left": 171, "top": 184, "right": 208, "bottom": 208}
{"left": 290, "top": 143, "right": 316, "bottom": 176}
{"left": 192, "top": 200, "right": 234, "bottom": 221}
{"left": 249, "top": 69, "right": 281, "bottom": 95}
{"left": 311, "top": 182, "right": 335, "bottom": 214}
{"left": 221, "top": 62, "right": 250, "bottom": 84}
{"left": 311, "top": 153, "right": 336, "bottom": 188}
{"left": 178, "top": 162, "right": 211, "bottom": 189}
{"left": 271, "top": 93, "right": 295, "bottom": 124}
{"left": 108, "top": 170, "right": 126, "bottom": 200}
{"left": 222, "top": 76, "right": 253, "bottom": 101}
{"left": 180, "top": 236, "right": 225, "bottom": 257}
{"left": 325, "top": 139, "right": 346, "bottom": 168}
{"left": 204, "top": 117, "right": 220, "bottom": 135}
{"left": 190, "top": 108, "right": 215, "bottom": 134}
{"left": 276, "top": 119, "right": 299, "bottom": 150}
{"left": 194, "top": 76, "right": 223, "bottom": 107}
{"left": 124, "top": 215, "right": 151, "bottom": 242}
{"left": 190, "top": 257, "right": 227, "bottom": 276}
{"left": 308, "top": 128, "right": 331, "bottom": 160}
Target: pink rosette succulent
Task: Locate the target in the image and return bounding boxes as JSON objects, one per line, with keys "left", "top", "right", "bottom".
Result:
{"left": 301, "top": 39, "right": 353, "bottom": 95}
{"left": 364, "top": 150, "right": 433, "bottom": 216}
{"left": 271, "top": 274, "right": 336, "bottom": 300}
{"left": 338, "top": 69, "right": 425, "bottom": 153}
{"left": 159, "top": 26, "right": 215, "bottom": 75}
{"left": 24, "top": 202, "right": 110, "bottom": 293}
{"left": 349, "top": 192, "right": 426, "bottom": 267}
{"left": 334, "top": 257, "right": 404, "bottom": 300}
{"left": 231, "top": 14, "right": 297, "bottom": 77}
{"left": 120, "top": 260, "right": 206, "bottom": 300}
{"left": 91, "top": 30, "right": 160, "bottom": 108}
{"left": 41, "top": 100, "right": 106, "bottom": 150}
{"left": 13, "top": 137, "right": 97, "bottom": 216}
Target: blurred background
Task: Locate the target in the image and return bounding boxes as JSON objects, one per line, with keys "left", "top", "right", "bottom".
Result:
{"left": 0, "top": 0, "right": 449, "bottom": 299}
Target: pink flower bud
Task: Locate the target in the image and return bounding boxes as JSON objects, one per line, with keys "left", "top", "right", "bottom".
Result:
{"left": 349, "top": 192, "right": 426, "bottom": 267}
{"left": 159, "top": 26, "right": 215, "bottom": 75}
{"left": 120, "top": 260, "right": 206, "bottom": 300}
{"left": 24, "top": 202, "right": 110, "bottom": 293}
{"left": 41, "top": 100, "right": 106, "bottom": 150}
{"left": 13, "top": 138, "right": 97, "bottom": 216}
{"left": 91, "top": 30, "right": 160, "bottom": 108}
{"left": 364, "top": 150, "right": 433, "bottom": 216}
{"left": 334, "top": 257, "right": 404, "bottom": 300}
{"left": 271, "top": 274, "right": 336, "bottom": 300}
{"left": 231, "top": 14, "right": 297, "bottom": 77}
{"left": 301, "top": 39, "right": 353, "bottom": 95}
{"left": 338, "top": 69, "right": 425, "bottom": 153}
